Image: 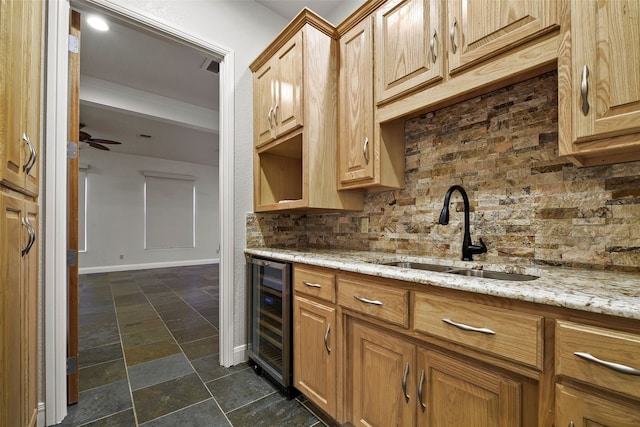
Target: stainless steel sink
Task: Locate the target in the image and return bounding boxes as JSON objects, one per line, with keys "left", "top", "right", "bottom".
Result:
{"left": 447, "top": 269, "right": 538, "bottom": 281}
{"left": 381, "top": 262, "right": 453, "bottom": 273}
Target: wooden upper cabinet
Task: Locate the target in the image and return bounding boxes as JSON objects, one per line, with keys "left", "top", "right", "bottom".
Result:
{"left": 253, "top": 32, "right": 303, "bottom": 148}
{"left": 339, "top": 17, "right": 375, "bottom": 185}
{"left": 447, "top": 0, "right": 558, "bottom": 75}
{"left": 0, "top": 0, "right": 42, "bottom": 197}
{"left": 374, "top": 0, "right": 443, "bottom": 104}
{"left": 558, "top": 0, "right": 640, "bottom": 166}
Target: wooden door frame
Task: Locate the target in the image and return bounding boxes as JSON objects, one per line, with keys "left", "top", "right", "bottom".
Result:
{"left": 43, "top": 1, "right": 236, "bottom": 424}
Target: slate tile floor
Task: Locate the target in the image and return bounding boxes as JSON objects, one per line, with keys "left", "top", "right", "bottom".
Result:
{"left": 58, "top": 264, "right": 323, "bottom": 426}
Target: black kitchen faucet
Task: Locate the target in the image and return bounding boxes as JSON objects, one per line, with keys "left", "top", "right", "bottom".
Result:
{"left": 438, "top": 185, "right": 487, "bottom": 261}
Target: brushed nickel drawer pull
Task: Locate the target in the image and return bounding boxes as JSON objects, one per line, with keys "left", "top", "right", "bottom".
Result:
{"left": 354, "top": 295, "right": 382, "bottom": 306}
{"left": 568, "top": 422, "right": 575, "bottom": 427}
{"left": 450, "top": 18, "right": 457, "bottom": 54}
{"left": 267, "top": 107, "right": 274, "bottom": 128}
{"left": 324, "top": 324, "right": 331, "bottom": 354}
{"left": 22, "top": 217, "right": 36, "bottom": 257}
{"left": 273, "top": 104, "right": 279, "bottom": 125}
{"left": 418, "top": 369, "right": 426, "bottom": 412}
{"left": 402, "top": 362, "right": 410, "bottom": 402}
{"left": 581, "top": 65, "right": 590, "bottom": 115}
{"left": 303, "top": 280, "right": 322, "bottom": 288}
{"left": 442, "top": 318, "right": 496, "bottom": 335}
{"left": 574, "top": 352, "right": 640, "bottom": 376}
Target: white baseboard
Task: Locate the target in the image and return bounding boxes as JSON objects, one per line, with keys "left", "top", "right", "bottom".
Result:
{"left": 233, "top": 344, "right": 247, "bottom": 366}
{"left": 78, "top": 258, "right": 219, "bottom": 274}
{"left": 37, "top": 402, "right": 45, "bottom": 427}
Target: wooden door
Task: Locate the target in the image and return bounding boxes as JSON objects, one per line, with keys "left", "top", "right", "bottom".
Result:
{"left": 339, "top": 18, "right": 375, "bottom": 186}
{"left": 253, "top": 60, "right": 276, "bottom": 147}
{"left": 374, "top": 0, "right": 443, "bottom": 103}
{"left": 555, "top": 384, "right": 640, "bottom": 427}
{"left": 273, "top": 31, "right": 303, "bottom": 138}
{"left": 571, "top": 0, "right": 640, "bottom": 143}
{"left": 0, "top": 194, "right": 25, "bottom": 427}
{"left": 293, "top": 296, "right": 336, "bottom": 417}
{"left": 447, "top": 0, "right": 557, "bottom": 74}
{"left": 67, "top": 9, "right": 81, "bottom": 405}
{"left": 418, "top": 348, "right": 522, "bottom": 427}
{"left": 349, "top": 321, "right": 415, "bottom": 427}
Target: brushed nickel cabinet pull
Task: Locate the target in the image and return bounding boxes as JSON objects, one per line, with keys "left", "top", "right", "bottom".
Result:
{"left": 324, "top": 324, "right": 331, "bottom": 354}
{"left": 418, "top": 369, "right": 426, "bottom": 412}
{"left": 267, "top": 107, "right": 273, "bottom": 128}
{"left": 22, "top": 217, "right": 35, "bottom": 257}
{"left": 450, "top": 18, "right": 457, "bottom": 54}
{"left": 442, "top": 318, "right": 496, "bottom": 335}
{"left": 354, "top": 295, "right": 382, "bottom": 306}
{"left": 402, "top": 362, "right": 410, "bottom": 402}
{"left": 574, "top": 352, "right": 640, "bottom": 376}
{"left": 430, "top": 30, "right": 437, "bottom": 63}
{"left": 23, "top": 133, "right": 37, "bottom": 174}
{"left": 303, "top": 280, "right": 322, "bottom": 288}
{"left": 273, "top": 104, "right": 279, "bottom": 126}
{"left": 581, "top": 65, "right": 590, "bottom": 115}
{"left": 363, "top": 137, "right": 370, "bottom": 164}
{"left": 568, "top": 422, "right": 575, "bottom": 427}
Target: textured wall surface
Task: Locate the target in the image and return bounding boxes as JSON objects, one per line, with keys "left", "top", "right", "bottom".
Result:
{"left": 248, "top": 72, "right": 640, "bottom": 271}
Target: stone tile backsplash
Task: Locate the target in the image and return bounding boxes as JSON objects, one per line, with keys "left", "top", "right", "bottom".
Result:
{"left": 247, "top": 71, "right": 640, "bottom": 271}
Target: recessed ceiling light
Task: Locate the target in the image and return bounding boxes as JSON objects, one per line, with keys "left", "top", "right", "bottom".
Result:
{"left": 87, "top": 16, "right": 109, "bottom": 32}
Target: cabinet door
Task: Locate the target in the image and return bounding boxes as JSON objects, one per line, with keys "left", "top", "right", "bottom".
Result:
{"left": 349, "top": 321, "right": 415, "bottom": 427}
{"left": 556, "top": 384, "right": 640, "bottom": 427}
{"left": 0, "top": 194, "right": 25, "bottom": 427}
{"left": 447, "top": 0, "right": 557, "bottom": 74}
{"left": 254, "top": 60, "right": 276, "bottom": 147}
{"left": 0, "top": 0, "right": 41, "bottom": 196}
{"left": 375, "top": 0, "right": 443, "bottom": 103}
{"left": 274, "top": 31, "right": 303, "bottom": 138}
{"left": 293, "top": 296, "right": 336, "bottom": 417}
{"left": 571, "top": 0, "right": 640, "bottom": 143}
{"left": 23, "top": 201, "right": 38, "bottom": 427}
{"left": 339, "top": 18, "right": 375, "bottom": 186}
{"left": 418, "top": 348, "right": 522, "bottom": 427}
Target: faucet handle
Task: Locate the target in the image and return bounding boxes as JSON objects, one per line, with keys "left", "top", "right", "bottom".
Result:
{"left": 468, "top": 238, "right": 487, "bottom": 255}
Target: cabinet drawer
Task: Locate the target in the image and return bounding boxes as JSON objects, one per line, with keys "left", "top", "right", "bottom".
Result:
{"left": 413, "top": 293, "right": 543, "bottom": 368}
{"left": 294, "top": 266, "right": 335, "bottom": 303}
{"left": 337, "top": 278, "right": 409, "bottom": 328}
{"left": 556, "top": 320, "right": 640, "bottom": 399}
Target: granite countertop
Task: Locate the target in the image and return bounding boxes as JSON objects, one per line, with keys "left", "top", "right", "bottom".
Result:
{"left": 245, "top": 248, "right": 640, "bottom": 321}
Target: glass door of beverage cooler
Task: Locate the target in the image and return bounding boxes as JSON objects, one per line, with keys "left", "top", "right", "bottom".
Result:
{"left": 247, "top": 257, "right": 291, "bottom": 388}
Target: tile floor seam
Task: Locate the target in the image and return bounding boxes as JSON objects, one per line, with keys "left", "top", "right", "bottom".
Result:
{"left": 110, "top": 277, "right": 141, "bottom": 426}
{"left": 223, "top": 389, "right": 280, "bottom": 416}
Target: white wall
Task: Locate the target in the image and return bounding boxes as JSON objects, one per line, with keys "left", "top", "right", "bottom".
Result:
{"left": 78, "top": 149, "right": 219, "bottom": 273}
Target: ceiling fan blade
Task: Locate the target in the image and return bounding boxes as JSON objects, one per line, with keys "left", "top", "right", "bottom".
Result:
{"left": 88, "top": 142, "right": 110, "bottom": 151}
{"left": 79, "top": 130, "right": 92, "bottom": 141}
{"left": 88, "top": 138, "right": 122, "bottom": 145}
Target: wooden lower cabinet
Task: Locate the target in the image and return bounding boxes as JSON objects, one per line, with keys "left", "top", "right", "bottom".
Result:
{"left": 349, "top": 321, "right": 415, "bottom": 426}
{"left": 418, "top": 349, "right": 521, "bottom": 427}
{"left": 293, "top": 296, "right": 337, "bottom": 417}
{"left": 1, "top": 193, "right": 38, "bottom": 427}
{"left": 555, "top": 384, "right": 640, "bottom": 427}
{"left": 348, "top": 320, "right": 524, "bottom": 427}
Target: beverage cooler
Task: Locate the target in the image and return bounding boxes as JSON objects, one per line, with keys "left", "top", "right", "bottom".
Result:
{"left": 246, "top": 256, "right": 294, "bottom": 396}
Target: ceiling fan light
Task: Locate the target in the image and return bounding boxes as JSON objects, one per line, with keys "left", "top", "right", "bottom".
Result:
{"left": 87, "top": 16, "right": 109, "bottom": 32}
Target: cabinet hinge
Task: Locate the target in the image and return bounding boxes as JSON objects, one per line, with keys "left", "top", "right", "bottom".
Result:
{"left": 67, "top": 249, "right": 77, "bottom": 267}
{"left": 68, "top": 35, "right": 79, "bottom": 53}
{"left": 66, "top": 356, "right": 77, "bottom": 375}
{"left": 67, "top": 141, "right": 78, "bottom": 159}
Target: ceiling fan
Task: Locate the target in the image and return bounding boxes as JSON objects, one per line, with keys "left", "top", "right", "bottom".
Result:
{"left": 79, "top": 123, "right": 122, "bottom": 151}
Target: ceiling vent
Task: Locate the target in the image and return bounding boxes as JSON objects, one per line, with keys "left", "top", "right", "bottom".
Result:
{"left": 201, "top": 58, "right": 220, "bottom": 74}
